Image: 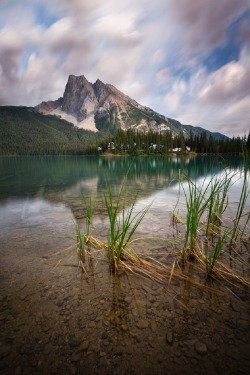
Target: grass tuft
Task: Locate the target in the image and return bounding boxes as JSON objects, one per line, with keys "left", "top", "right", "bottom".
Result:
{"left": 81, "top": 193, "right": 96, "bottom": 243}
{"left": 104, "top": 183, "right": 150, "bottom": 273}
{"left": 71, "top": 158, "right": 249, "bottom": 288}
{"left": 229, "top": 151, "right": 250, "bottom": 247}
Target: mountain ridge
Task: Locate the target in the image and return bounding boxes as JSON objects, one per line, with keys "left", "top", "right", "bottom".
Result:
{"left": 36, "top": 74, "right": 227, "bottom": 141}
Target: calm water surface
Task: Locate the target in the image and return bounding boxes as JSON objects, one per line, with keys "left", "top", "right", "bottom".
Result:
{"left": 0, "top": 155, "right": 249, "bottom": 374}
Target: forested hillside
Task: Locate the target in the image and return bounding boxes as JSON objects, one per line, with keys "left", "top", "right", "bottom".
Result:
{"left": 0, "top": 106, "right": 249, "bottom": 155}
{"left": 0, "top": 106, "right": 103, "bottom": 155}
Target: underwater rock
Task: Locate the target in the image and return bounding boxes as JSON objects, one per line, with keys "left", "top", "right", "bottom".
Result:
{"left": 195, "top": 341, "right": 207, "bottom": 355}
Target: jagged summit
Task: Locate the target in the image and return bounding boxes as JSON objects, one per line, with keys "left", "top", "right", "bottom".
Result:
{"left": 35, "top": 74, "right": 173, "bottom": 133}
{"left": 61, "top": 75, "right": 98, "bottom": 122}
{"left": 35, "top": 74, "right": 227, "bottom": 140}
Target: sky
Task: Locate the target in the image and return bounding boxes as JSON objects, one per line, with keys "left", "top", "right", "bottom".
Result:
{"left": 0, "top": 0, "right": 250, "bottom": 137}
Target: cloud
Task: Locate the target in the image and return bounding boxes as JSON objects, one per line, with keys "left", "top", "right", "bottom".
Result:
{"left": 156, "top": 68, "right": 171, "bottom": 85}
{"left": 155, "top": 39, "right": 250, "bottom": 138}
{"left": 0, "top": 27, "right": 22, "bottom": 103}
{"left": 0, "top": 0, "right": 249, "bottom": 137}
{"left": 198, "top": 61, "right": 249, "bottom": 104}
{"left": 168, "top": 0, "right": 249, "bottom": 54}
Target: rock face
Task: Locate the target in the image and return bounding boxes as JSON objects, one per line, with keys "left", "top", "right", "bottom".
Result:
{"left": 35, "top": 74, "right": 227, "bottom": 140}
{"left": 62, "top": 75, "right": 98, "bottom": 122}
{"left": 36, "top": 98, "right": 63, "bottom": 114}
{"left": 35, "top": 74, "right": 176, "bottom": 133}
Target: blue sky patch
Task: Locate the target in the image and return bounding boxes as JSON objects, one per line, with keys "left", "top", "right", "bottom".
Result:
{"left": 203, "top": 10, "right": 250, "bottom": 73}
{"left": 34, "top": 3, "right": 59, "bottom": 28}
{"left": 204, "top": 43, "right": 241, "bottom": 72}
{"left": 19, "top": 46, "right": 39, "bottom": 75}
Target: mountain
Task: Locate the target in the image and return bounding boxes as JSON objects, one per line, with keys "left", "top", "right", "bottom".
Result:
{"left": 1, "top": 75, "right": 232, "bottom": 155}
{"left": 36, "top": 74, "right": 227, "bottom": 140}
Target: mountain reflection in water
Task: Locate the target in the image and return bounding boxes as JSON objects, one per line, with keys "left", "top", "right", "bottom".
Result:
{"left": 0, "top": 155, "right": 246, "bottom": 219}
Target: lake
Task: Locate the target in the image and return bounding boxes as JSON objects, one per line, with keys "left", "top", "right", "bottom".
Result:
{"left": 0, "top": 155, "right": 249, "bottom": 374}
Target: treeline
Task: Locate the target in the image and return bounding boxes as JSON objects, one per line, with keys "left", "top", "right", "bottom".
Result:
{"left": 97, "top": 129, "right": 250, "bottom": 154}
{"left": 0, "top": 106, "right": 249, "bottom": 155}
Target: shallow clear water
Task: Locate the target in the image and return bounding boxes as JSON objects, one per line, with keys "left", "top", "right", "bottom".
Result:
{"left": 0, "top": 155, "right": 249, "bottom": 374}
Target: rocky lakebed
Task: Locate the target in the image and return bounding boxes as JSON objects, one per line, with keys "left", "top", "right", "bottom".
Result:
{"left": 0, "top": 203, "right": 249, "bottom": 375}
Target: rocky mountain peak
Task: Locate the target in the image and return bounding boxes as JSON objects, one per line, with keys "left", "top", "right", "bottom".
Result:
{"left": 35, "top": 74, "right": 227, "bottom": 140}
{"left": 93, "top": 78, "right": 112, "bottom": 104}
{"left": 62, "top": 75, "right": 98, "bottom": 122}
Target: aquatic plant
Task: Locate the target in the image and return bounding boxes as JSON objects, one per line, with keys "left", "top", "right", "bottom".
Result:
{"left": 181, "top": 175, "right": 212, "bottom": 260}
{"left": 229, "top": 152, "right": 250, "bottom": 247}
{"left": 71, "top": 158, "right": 249, "bottom": 287}
{"left": 203, "top": 235, "right": 225, "bottom": 275}
{"left": 178, "top": 162, "right": 250, "bottom": 283}
{"left": 181, "top": 169, "right": 237, "bottom": 256}
{"left": 205, "top": 171, "right": 233, "bottom": 237}
{"left": 104, "top": 184, "right": 149, "bottom": 273}
{"left": 75, "top": 222, "right": 87, "bottom": 273}
{"left": 81, "top": 193, "right": 96, "bottom": 243}
{"left": 76, "top": 223, "right": 85, "bottom": 259}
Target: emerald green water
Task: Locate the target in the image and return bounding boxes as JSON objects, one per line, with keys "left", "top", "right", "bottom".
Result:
{"left": 0, "top": 155, "right": 247, "bottom": 237}
{"left": 0, "top": 154, "right": 246, "bottom": 218}
{"left": 0, "top": 155, "right": 249, "bottom": 375}
{"left": 0, "top": 154, "right": 244, "bottom": 197}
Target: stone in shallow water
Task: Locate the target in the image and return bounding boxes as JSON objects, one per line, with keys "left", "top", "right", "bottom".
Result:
{"left": 69, "top": 337, "right": 82, "bottom": 348}
{"left": 71, "top": 353, "right": 81, "bottom": 362}
{"left": 151, "top": 320, "right": 157, "bottom": 333}
{"left": 165, "top": 330, "right": 174, "bottom": 345}
{"left": 136, "top": 319, "right": 149, "bottom": 329}
{"left": 121, "top": 324, "right": 128, "bottom": 331}
{"left": 77, "top": 341, "right": 90, "bottom": 352}
{"left": 195, "top": 341, "right": 207, "bottom": 355}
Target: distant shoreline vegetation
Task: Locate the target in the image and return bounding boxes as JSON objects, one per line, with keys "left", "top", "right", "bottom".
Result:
{"left": 0, "top": 106, "right": 249, "bottom": 156}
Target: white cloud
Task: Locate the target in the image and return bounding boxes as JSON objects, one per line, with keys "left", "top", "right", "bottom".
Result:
{"left": 198, "top": 61, "right": 248, "bottom": 103}
{"left": 164, "top": 92, "right": 180, "bottom": 112}
{"left": 93, "top": 12, "right": 140, "bottom": 43}
{"left": 156, "top": 68, "right": 171, "bottom": 85}
{"left": 167, "top": 0, "right": 249, "bottom": 54}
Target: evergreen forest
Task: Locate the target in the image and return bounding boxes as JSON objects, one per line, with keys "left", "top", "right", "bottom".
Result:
{"left": 0, "top": 106, "right": 249, "bottom": 155}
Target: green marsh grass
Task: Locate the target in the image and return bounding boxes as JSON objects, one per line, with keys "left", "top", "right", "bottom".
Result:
{"left": 72, "top": 160, "right": 249, "bottom": 287}
{"left": 81, "top": 194, "right": 96, "bottom": 243}
{"left": 229, "top": 152, "right": 250, "bottom": 247}
{"left": 181, "top": 170, "right": 234, "bottom": 256}
{"left": 76, "top": 223, "right": 85, "bottom": 260}
{"left": 181, "top": 174, "right": 213, "bottom": 260}
{"left": 205, "top": 171, "right": 232, "bottom": 237}
{"left": 75, "top": 194, "right": 100, "bottom": 273}
{"left": 76, "top": 222, "right": 87, "bottom": 273}
{"left": 203, "top": 234, "right": 226, "bottom": 275}
{"left": 179, "top": 164, "right": 249, "bottom": 283}
{"left": 104, "top": 183, "right": 149, "bottom": 273}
